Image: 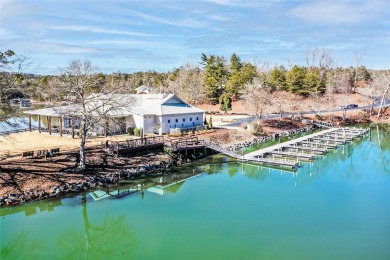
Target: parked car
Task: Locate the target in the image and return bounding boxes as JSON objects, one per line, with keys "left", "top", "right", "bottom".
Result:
{"left": 346, "top": 104, "right": 358, "bottom": 109}
{"left": 338, "top": 104, "right": 358, "bottom": 109}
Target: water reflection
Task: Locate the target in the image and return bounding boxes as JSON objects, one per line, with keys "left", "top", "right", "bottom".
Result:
{"left": 90, "top": 170, "right": 203, "bottom": 200}
{"left": 57, "top": 194, "right": 138, "bottom": 259}
{"left": 1, "top": 231, "right": 42, "bottom": 259}
{"left": 0, "top": 199, "right": 62, "bottom": 217}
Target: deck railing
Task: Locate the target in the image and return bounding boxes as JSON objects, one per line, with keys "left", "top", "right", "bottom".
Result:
{"left": 105, "top": 136, "right": 164, "bottom": 156}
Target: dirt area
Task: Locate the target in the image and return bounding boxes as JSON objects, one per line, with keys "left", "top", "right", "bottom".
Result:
{"left": 198, "top": 93, "right": 372, "bottom": 115}
{"left": 0, "top": 132, "right": 137, "bottom": 158}
{"left": 302, "top": 107, "right": 390, "bottom": 125}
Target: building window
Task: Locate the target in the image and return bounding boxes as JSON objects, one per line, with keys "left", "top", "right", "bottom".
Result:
{"left": 183, "top": 118, "right": 185, "bottom": 122}
{"left": 168, "top": 119, "right": 170, "bottom": 123}
{"left": 175, "top": 119, "right": 178, "bottom": 123}
{"left": 190, "top": 118, "right": 192, "bottom": 121}
{"left": 196, "top": 117, "right": 199, "bottom": 121}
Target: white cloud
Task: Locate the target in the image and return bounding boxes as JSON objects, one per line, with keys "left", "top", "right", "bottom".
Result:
{"left": 0, "top": 28, "right": 20, "bottom": 40}
{"left": 28, "top": 41, "right": 98, "bottom": 54}
{"left": 203, "top": 0, "right": 277, "bottom": 7}
{"left": 50, "top": 25, "right": 159, "bottom": 37}
{"left": 0, "top": 0, "right": 40, "bottom": 23}
{"left": 289, "top": 0, "right": 388, "bottom": 25}
{"left": 210, "top": 14, "right": 230, "bottom": 22}
{"left": 130, "top": 10, "right": 206, "bottom": 28}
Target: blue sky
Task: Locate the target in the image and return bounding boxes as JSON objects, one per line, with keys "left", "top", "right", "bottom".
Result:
{"left": 1, "top": 0, "right": 389, "bottom": 74}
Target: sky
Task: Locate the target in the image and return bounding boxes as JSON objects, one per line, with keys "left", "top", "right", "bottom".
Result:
{"left": 0, "top": 0, "right": 389, "bottom": 75}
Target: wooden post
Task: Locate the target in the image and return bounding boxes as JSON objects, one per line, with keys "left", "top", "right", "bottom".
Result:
{"left": 38, "top": 115, "right": 41, "bottom": 133}
{"left": 60, "top": 116, "right": 63, "bottom": 137}
{"left": 71, "top": 118, "right": 75, "bottom": 139}
{"left": 28, "top": 115, "right": 32, "bottom": 132}
{"left": 48, "top": 116, "right": 52, "bottom": 135}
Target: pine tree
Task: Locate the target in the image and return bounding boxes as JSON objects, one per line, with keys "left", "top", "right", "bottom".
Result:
{"left": 219, "top": 93, "right": 232, "bottom": 113}
{"left": 201, "top": 53, "right": 228, "bottom": 104}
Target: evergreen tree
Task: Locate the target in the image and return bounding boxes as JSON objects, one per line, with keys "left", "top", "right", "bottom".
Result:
{"left": 229, "top": 53, "right": 242, "bottom": 73}
{"left": 268, "top": 66, "right": 287, "bottom": 90}
{"left": 219, "top": 93, "right": 232, "bottom": 113}
{"left": 208, "top": 116, "right": 213, "bottom": 128}
{"left": 226, "top": 54, "right": 257, "bottom": 99}
{"left": 303, "top": 68, "right": 325, "bottom": 95}
{"left": 201, "top": 53, "right": 228, "bottom": 104}
{"left": 286, "top": 65, "right": 307, "bottom": 95}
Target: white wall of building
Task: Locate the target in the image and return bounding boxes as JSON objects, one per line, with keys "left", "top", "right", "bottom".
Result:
{"left": 126, "top": 112, "right": 204, "bottom": 135}
{"left": 161, "top": 113, "right": 204, "bottom": 133}
{"left": 127, "top": 114, "right": 144, "bottom": 130}
{"left": 126, "top": 115, "right": 136, "bottom": 128}
{"left": 143, "top": 115, "right": 156, "bottom": 134}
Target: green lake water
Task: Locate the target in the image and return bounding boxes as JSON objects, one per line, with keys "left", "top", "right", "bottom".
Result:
{"left": 1, "top": 125, "right": 390, "bottom": 259}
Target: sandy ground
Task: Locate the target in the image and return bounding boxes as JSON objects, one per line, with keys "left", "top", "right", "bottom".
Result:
{"left": 0, "top": 132, "right": 139, "bottom": 158}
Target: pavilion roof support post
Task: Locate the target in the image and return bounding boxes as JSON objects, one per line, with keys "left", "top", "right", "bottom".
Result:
{"left": 47, "top": 116, "right": 52, "bottom": 135}
{"left": 60, "top": 116, "right": 63, "bottom": 137}
{"left": 71, "top": 118, "right": 75, "bottom": 139}
{"left": 38, "top": 115, "right": 41, "bottom": 133}
{"left": 28, "top": 115, "right": 32, "bottom": 132}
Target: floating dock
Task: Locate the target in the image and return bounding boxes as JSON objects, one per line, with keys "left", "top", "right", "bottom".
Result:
{"left": 208, "top": 127, "right": 369, "bottom": 170}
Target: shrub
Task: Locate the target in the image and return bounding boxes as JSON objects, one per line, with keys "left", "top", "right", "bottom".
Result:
{"left": 134, "top": 128, "right": 140, "bottom": 136}
{"left": 127, "top": 127, "right": 134, "bottom": 135}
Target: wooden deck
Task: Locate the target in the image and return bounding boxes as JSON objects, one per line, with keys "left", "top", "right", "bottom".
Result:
{"left": 167, "top": 137, "right": 207, "bottom": 152}
{"left": 105, "top": 136, "right": 164, "bottom": 156}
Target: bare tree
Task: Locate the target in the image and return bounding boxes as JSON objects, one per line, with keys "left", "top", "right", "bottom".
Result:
{"left": 272, "top": 91, "right": 293, "bottom": 120}
{"left": 353, "top": 50, "right": 365, "bottom": 90}
{"left": 330, "top": 67, "right": 353, "bottom": 120}
{"left": 0, "top": 50, "right": 33, "bottom": 121}
{"left": 243, "top": 78, "right": 271, "bottom": 120}
{"left": 307, "top": 93, "right": 328, "bottom": 120}
{"left": 371, "top": 70, "right": 390, "bottom": 120}
{"left": 181, "top": 63, "right": 206, "bottom": 105}
{"left": 304, "top": 48, "right": 334, "bottom": 80}
{"left": 167, "top": 63, "right": 206, "bottom": 105}
{"left": 58, "top": 59, "right": 133, "bottom": 171}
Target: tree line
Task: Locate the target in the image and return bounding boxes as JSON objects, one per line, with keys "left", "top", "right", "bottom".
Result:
{"left": 0, "top": 49, "right": 387, "bottom": 118}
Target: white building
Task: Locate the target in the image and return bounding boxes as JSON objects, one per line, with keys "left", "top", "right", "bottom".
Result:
{"left": 135, "top": 85, "right": 152, "bottom": 94}
{"left": 23, "top": 93, "right": 205, "bottom": 137}
{"left": 127, "top": 93, "right": 205, "bottom": 135}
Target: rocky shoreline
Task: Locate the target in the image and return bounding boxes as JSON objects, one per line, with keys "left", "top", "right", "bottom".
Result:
{"left": 225, "top": 126, "right": 315, "bottom": 151}
{"left": 0, "top": 158, "right": 177, "bottom": 207}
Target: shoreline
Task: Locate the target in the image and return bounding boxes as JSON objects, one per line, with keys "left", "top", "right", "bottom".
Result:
{"left": 0, "top": 125, "right": 313, "bottom": 207}
{"left": 1, "top": 120, "right": 388, "bottom": 208}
